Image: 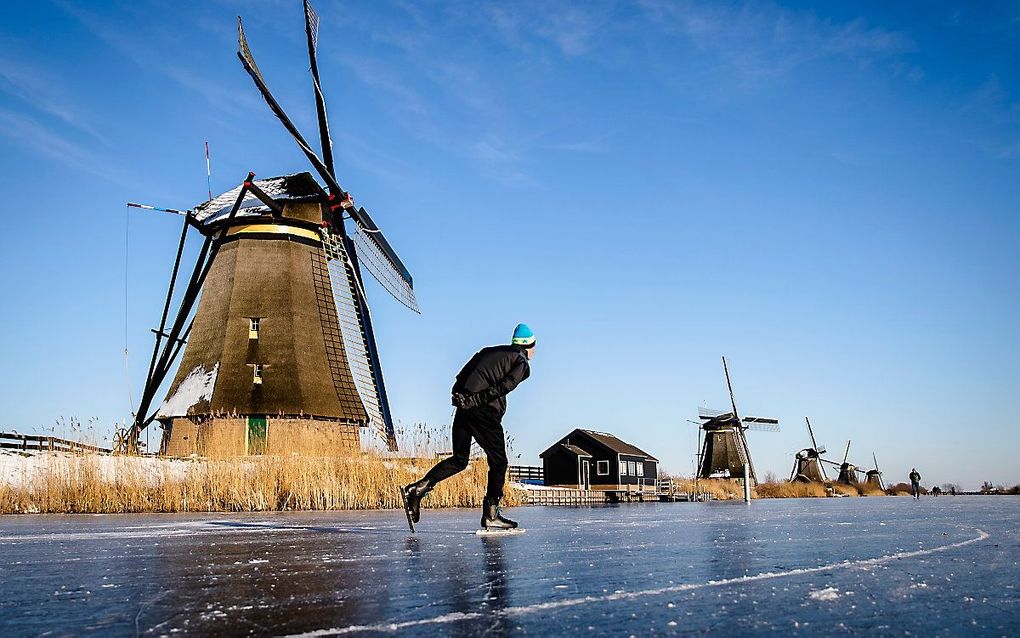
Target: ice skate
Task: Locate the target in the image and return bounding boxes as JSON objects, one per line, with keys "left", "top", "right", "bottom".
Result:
{"left": 479, "top": 497, "right": 519, "bottom": 532}
{"left": 400, "top": 480, "right": 431, "bottom": 532}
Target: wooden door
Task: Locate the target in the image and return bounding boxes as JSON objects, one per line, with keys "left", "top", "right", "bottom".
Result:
{"left": 247, "top": 416, "right": 267, "bottom": 455}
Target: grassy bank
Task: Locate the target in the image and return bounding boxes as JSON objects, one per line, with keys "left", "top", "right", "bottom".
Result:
{"left": 0, "top": 452, "right": 523, "bottom": 515}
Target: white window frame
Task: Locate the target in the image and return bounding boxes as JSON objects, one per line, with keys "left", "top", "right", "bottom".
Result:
{"left": 636, "top": 462, "right": 644, "bottom": 477}
{"left": 249, "top": 317, "right": 261, "bottom": 340}
{"left": 597, "top": 460, "right": 609, "bottom": 476}
{"left": 253, "top": 363, "right": 264, "bottom": 384}
{"left": 628, "top": 461, "right": 637, "bottom": 476}
{"left": 619, "top": 460, "right": 628, "bottom": 476}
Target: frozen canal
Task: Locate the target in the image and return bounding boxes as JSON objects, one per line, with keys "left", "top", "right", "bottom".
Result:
{"left": 1, "top": 498, "right": 1017, "bottom": 636}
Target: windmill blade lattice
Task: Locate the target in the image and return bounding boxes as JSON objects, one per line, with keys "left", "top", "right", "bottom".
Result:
{"left": 352, "top": 219, "right": 420, "bottom": 312}
{"left": 321, "top": 229, "right": 391, "bottom": 445}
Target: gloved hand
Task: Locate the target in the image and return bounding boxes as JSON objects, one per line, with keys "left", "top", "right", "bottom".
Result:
{"left": 452, "top": 392, "right": 475, "bottom": 409}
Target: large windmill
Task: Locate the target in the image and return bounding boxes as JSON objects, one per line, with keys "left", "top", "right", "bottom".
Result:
{"left": 127, "top": 1, "right": 418, "bottom": 455}
{"left": 789, "top": 416, "right": 829, "bottom": 483}
{"left": 696, "top": 356, "right": 779, "bottom": 486}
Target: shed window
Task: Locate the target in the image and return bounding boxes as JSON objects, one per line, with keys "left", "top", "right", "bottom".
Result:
{"left": 636, "top": 462, "right": 644, "bottom": 477}
{"left": 628, "top": 461, "right": 637, "bottom": 475}
{"left": 619, "top": 461, "right": 628, "bottom": 476}
{"left": 249, "top": 317, "right": 261, "bottom": 340}
{"left": 253, "top": 363, "right": 264, "bottom": 385}
{"left": 597, "top": 460, "right": 609, "bottom": 476}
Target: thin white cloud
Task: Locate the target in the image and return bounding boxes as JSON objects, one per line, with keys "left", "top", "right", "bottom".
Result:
{"left": 0, "top": 108, "right": 128, "bottom": 183}
{"left": 0, "top": 56, "right": 110, "bottom": 145}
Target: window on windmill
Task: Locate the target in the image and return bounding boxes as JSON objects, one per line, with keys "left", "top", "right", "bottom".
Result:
{"left": 249, "top": 317, "right": 261, "bottom": 339}
{"left": 597, "top": 460, "right": 609, "bottom": 476}
{"left": 619, "top": 461, "right": 628, "bottom": 476}
{"left": 253, "top": 364, "right": 264, "bottom": 385}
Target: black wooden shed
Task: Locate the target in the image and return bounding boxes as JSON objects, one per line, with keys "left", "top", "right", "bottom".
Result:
{"left": 540, "top": 429, "right": 658, "bottom": 491}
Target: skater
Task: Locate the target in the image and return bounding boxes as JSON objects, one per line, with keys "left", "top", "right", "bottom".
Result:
{"left": 402, "top": 323, "right": 537, "bottom": 530}
{"left": 909, "top": 468, "right": 922, "bottom": 499}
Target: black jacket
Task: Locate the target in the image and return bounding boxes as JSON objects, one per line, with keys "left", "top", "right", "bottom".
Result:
{"left": 909, "top": 471, "right": 921, "bottom": 483}
{"left": 452, "top": 345, "right": 531, "bottom": 417}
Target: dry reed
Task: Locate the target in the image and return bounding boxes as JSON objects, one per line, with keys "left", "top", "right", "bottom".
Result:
{"left": 0, "top": 452, "right": 523, "bottom": 515}
{"left": 754, "top": 481, "right": 827, "bottom": 498}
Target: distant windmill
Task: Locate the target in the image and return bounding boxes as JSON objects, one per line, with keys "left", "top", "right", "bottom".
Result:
{"left": 864, "top": 452, "right": 885, "bottom": 491}
{"left": 789, "top": 416, "right": 829, "bottom": 483}
{"left": 696, "top": 356, "right": 779, "bottom": 486}
{"left": 835, "top": 440, "right": 861, "bottom": 485}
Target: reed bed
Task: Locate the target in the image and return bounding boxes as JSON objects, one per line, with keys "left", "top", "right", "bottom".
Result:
{"left": 0, "top": 452, "right": 523, "bottom": 515}
{"left": 754, "top": 481, "right": 828, "bottom": 498}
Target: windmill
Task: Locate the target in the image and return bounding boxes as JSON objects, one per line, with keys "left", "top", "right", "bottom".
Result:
{"left": 696, "top": 356, "right": 779, "bottom": 486}
{"left": 835, "top": 440, "right": 860, "bottom": 485}
{"left": 864, "top": 452, "right": 885, "bottom": 491}
{"left": 127, "top": 1, "right": 418, "bottom": 455}
{"left": 789, "top": 416, "right": 829, "bottom": 483}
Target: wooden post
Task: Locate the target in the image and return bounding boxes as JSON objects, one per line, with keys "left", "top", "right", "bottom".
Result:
{"left": 743, "top": 463, "right": 751, "bottom": 502}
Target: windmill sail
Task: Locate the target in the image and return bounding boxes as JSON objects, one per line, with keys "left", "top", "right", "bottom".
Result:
{"left": 303, "top": 0, "right": 334, "bottom": 175}
{"left": 238, "top": 17, "right": 418, "bottom": 312}
{"left": 321, "top": 228, "right": 395, "bottom": 446}
{"left": 351, "top": 213, "right": 419, "bottom": 312}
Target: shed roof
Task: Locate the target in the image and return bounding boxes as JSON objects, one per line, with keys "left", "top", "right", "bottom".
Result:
{"left": 578, "top": 429, "right": 657, "bottom": 460}
{"left": 539, "top": 428, "right": 658, "bottom": 461}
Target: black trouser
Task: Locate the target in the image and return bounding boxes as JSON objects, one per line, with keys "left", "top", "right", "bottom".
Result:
{"left": 911, "top": 482, "right": 920, "bottom": 498}
{"left": 421, "top": 406, "right": 508, "bottom": 501}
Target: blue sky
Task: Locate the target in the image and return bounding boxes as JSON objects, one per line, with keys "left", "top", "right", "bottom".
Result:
{"left": 1, "top": 1, "right": 1017, "bottom": 489}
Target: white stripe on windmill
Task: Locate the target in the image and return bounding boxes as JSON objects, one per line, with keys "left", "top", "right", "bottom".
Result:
{"left": 696, "top": 356, "right": 779, "bottom": 486}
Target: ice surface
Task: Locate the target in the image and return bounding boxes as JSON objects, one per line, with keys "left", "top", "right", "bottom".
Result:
{"left": 0, "top": 498, "right": 1018, "bottom": 635}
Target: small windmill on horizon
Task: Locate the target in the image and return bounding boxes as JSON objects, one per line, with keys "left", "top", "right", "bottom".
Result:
{"left": 126, "top": 1, "right": 419, "bottom": 456}
{"left": 790, "top": 416, "right": 829, "bottom": 483}
{"left": 695, "top": 356, "right": 779, "bottom": 486}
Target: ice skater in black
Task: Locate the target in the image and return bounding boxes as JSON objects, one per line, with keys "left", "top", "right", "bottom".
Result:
{"left": 402, "top": 323, "right": 536, "bottom": 530}
{"left": 909, "top": 468, "right": 922, "bottom": 499}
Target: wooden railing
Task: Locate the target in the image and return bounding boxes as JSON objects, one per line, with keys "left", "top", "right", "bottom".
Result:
{"left": 508, "top": 465, "right": 544, "bottom": 484}
{"left": 0, "top": 432, "right": 111, "bottom": 454}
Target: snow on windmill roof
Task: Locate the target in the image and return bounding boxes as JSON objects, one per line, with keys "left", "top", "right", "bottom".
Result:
{"left": 192, "top": 172, "right": 325, "bottom": 224}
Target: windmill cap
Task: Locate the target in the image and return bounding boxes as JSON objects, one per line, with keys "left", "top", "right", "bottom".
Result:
{"left": 511, "top": 323, "right": 536, "bottom": 348}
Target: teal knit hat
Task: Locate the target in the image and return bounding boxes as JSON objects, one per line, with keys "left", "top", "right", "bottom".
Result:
{"left": 511, "top": 323, "right": 536, "bottom": 348}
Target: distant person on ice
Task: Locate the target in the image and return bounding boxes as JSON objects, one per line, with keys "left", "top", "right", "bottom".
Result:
{"left": 402, "top": 324, "right": 536, "bottom": 530}
{"left": 909, "top": 468, "right": 922, "bottom": 499}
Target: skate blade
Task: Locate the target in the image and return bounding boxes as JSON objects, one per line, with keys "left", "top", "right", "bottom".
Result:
{"left": 475, "top": 528, "right": 525, "bottom": 536}
{"left": 398, "top": 489, "right": 416, "bottom": 533}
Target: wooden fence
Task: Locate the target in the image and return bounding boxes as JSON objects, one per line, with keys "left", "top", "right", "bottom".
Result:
{"left": 508, "top": 465, "right": 544, "bottom": 484}
{"left": 0, "top": 432, "right": 111, "bottom": 454}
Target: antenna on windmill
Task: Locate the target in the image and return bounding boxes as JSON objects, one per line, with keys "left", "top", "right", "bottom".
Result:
{"left": 205, "top": 141, "right": 212, "bottom": 201}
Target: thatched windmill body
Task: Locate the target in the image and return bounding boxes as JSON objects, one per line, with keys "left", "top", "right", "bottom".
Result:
{"left": 696, "top": 356, "right": 779, "bottom": 486}
{"left": 127, "top": 1, "right": 418, "bottom": 456}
